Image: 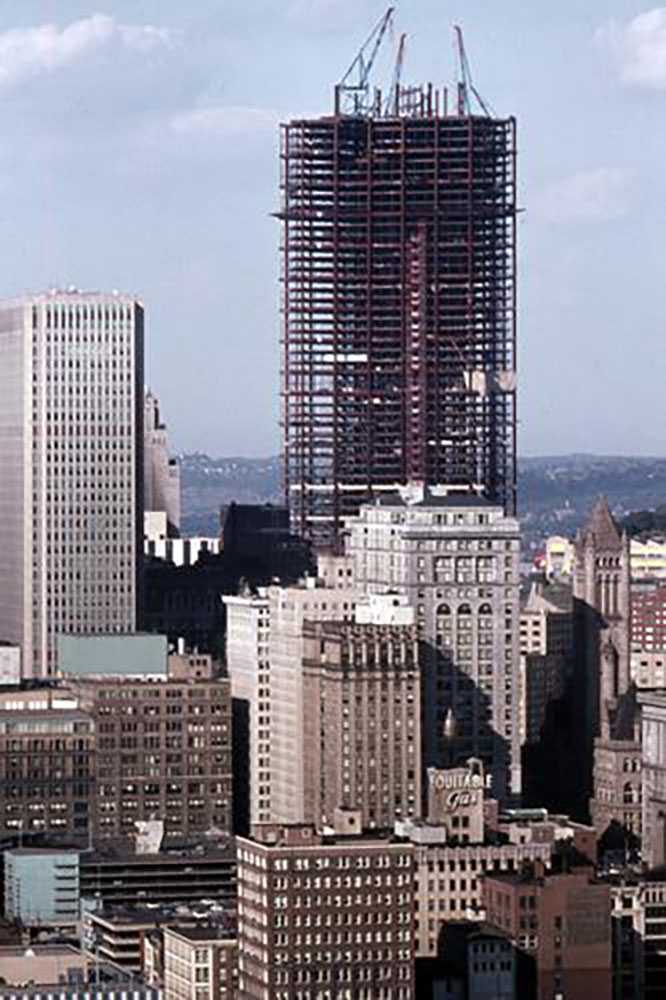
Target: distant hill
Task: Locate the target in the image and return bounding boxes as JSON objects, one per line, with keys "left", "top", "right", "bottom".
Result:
{"left": 179, "top": 452, "right": 666, "bottom": 544}
{"left": 179, "top": 454, "right": 280, "bottom": 536}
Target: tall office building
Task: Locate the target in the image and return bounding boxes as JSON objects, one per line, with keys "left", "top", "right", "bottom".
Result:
{"left": 347, "top": 486, "right": 522, "bottom": 801}
{"left": 0, "top": 290, "right": 144, "bottom": 677}
{"left": 280, "top": 19, "right": 517, "bottom": 547}
{"left": 144, "top": 388, "right": 181, "bottom": 535}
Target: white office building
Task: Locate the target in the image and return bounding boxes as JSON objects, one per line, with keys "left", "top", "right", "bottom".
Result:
{"left": 0, "top": 290, "right": 143, "bottom": 677}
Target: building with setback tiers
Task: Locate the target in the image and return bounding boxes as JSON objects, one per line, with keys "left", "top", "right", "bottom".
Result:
{"left": 347, "top": 486, "right": 521, "bottom": 801}
{"left": 0, "top": 290, "right": 144, "bottom": 677}
{"left": 280, "top": 11, "right": 517, "bottom": 548}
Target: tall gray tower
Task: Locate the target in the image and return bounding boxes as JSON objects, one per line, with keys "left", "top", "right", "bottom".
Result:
{"left": 0, "top": 290, "right": 144, "bottom": 677}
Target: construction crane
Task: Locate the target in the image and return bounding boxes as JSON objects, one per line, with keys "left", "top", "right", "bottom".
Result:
{"left": 384, "top": 32, "right": 407, "bottom": 116}
{"left": 454, "top": 25, "right": 493, "bottom": 117}
{"left": 335, "top": 7, "right": 396, "bottom": 116}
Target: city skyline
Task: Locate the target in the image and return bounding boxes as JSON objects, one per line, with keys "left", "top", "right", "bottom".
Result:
{"left": 0, "top": 1, "right": 662, "bottom": 457}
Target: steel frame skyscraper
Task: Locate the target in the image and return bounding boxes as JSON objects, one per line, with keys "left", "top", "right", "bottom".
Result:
{"left": 280, "top": 17, "right": 517, "bottom": 547}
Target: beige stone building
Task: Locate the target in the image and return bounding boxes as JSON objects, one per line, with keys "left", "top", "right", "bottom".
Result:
{"left": 301, "top": 618, "right": 421, "bottom": 830}
{"left": 224, "top": 591, "right": 272, "bottom": 826}
{"left": 164, "top": 925, "right": 237, "bottom": 1000}
{"left": 347, "top": 488, "right": 522, "bottom": 800}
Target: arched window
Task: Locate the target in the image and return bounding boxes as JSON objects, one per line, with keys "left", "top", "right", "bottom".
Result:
{"left": 479, "top": 603, "right": 492, "bottom": 615}
{"left": 457, "top": 603, "right": 472, "bottom": 615}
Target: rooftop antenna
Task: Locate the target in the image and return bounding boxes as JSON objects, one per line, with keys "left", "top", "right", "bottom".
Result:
{"left": 384, "top": 32, "right": 407, "bottom": 116}
{"left": 454, "top": 25, "right": 493, "bottom": 117}
{"left": 335, "top": 7, "right": 396, "bottom": 116}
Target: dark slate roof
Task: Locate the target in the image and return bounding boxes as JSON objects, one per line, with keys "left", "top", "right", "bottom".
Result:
{"left": 580, "top": 497, "right": 623, "bottom": 551}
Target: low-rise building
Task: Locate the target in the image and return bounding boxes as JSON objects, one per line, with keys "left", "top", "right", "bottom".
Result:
{"left": 0, "top": 700, "right": 95, "bottom": 841}
{"left": 483, "top": 861, "right": 612, "bottom": 1000}
{"left": 164, "top": 925, "right": 237, "bottom": 1000}
{"left": 630, "top": 538, "right": 666, "bottom": 581}
{"left": 0, "top": 945, "right": 159, "bottom": 1000}
{"left": 80, "top": 843, "right": 236, "bottom": 910}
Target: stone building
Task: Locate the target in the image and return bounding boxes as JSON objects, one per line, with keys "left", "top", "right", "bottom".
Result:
{"left": 572, "top": 499, "right": 640, "bottom": 833}
{"left": 301, "top": 617, "right": 421, "bottom": 830}
{"left": 347, "top": 487, "right": 522, "bottom": 800}
{"left": 396, "top": 765, "right": 552, "bottom": 958}
{"left": 638, "top": 688, "right": 666, "bottom": 868}
{"left": 163, "top": 925, "right": 237, "bottom": 1000}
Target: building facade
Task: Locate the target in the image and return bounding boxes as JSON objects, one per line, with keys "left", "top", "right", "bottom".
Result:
{"left": 68, "top": 655, "right": 232, "bottom": 843}
{"left": 347, "top": 489, "right": 521, "bottom": 800}
{"left": 144, "top": 388, "right": 181, "bottom": 535}
{"left": 280, "top": 79, "right": 517, "bottom": 548}
{"left": 264, "top": 578, "right": 357, "bottom": 824}
{"left": 639, "top": 689, "right": 666, "bottom": 868}
{"left": 236, "top": 823, "right": 415, "bottom": 999}
{"left": 163, "top": 925, "right": 237, "bottom": 1000}
{"left": 483, "top": 862, "right": 612, "bottom": 1000}
{"left": 301, "top": 618, "right": 421, "bottom": 830}
{"left": 0, "top": 289, "right": 144, "bottom": 677}
{"left": 0, "top": 700, "right": 95, "bottom": 840}
{"left": 572, "top": 499, "right": 638, "bottom": 829}
{"left": 4, "top": 848, "right": 80, "bottom": 927}
{"left": 224, "top": 592, "right": 272, "bottom": 827}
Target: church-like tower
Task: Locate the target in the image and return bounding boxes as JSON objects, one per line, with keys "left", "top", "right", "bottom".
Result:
{"left": 573, "top": 498, "right": 640, "bottom": 838}
{"left": 573, "top": 497, "right": 631, "bottom": 741}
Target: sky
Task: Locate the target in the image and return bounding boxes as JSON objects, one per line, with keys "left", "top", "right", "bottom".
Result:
{"left": 1, "top": 1, "right": 665, "bottom": 457}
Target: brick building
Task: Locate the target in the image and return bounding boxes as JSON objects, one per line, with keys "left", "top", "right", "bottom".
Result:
{"left": 68, "top": 653, "right": 232, "bottom": 843}
{"left": 483, "top": 861, "right": 612, "bottom": 1000}
{"left": 0, "top": 697, "right": 95, "bottom": 840}
{"left": 236, "top": 820, "right": 415, "bottom": 999}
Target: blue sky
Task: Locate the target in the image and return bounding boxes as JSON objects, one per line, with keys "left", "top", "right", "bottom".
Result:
{"left": 1, "top": 1, "right": 665, "bottom": 457}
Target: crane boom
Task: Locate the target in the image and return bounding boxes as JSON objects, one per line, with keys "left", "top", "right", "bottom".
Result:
{"left": 336, "top": 7, "right": 396, "bottom": 116}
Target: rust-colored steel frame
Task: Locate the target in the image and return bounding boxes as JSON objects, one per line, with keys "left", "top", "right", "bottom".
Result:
{"left": 280, "top": 97, "right": 517, "bottom": 548}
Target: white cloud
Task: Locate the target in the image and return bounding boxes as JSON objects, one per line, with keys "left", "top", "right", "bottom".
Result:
{"left": 596, "top": 8, "right": 666, "bottom": 89}
{"left": 533, "top": 168, "right": 633, "bottom": 224}
{"left": 170, "top": 106, "right": 279, "bottom": 137}
{"left": 0, "top": 13, "right": 172, "bottom": 90}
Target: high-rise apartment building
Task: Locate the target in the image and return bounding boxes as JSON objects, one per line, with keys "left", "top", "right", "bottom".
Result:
{"left": 144, "top": 388, "right": 181, "bottom": 535}
{"left": 280, "top": 53, "right": 517, "bottom": 547}
{"left": 347, "top": 488, "right": 521, "bottom": 800}
{"left": 0, "top": 289, "right": 144, "bottom": 677}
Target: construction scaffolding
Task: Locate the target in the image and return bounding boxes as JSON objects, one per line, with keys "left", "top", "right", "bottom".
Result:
{"left": 279, "top": 30, "right": 517, "bottom": 548}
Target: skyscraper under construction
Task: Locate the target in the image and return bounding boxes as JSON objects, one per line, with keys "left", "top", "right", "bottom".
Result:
{"left": 280, "top": 11, "right": 517, "bottom": 548}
